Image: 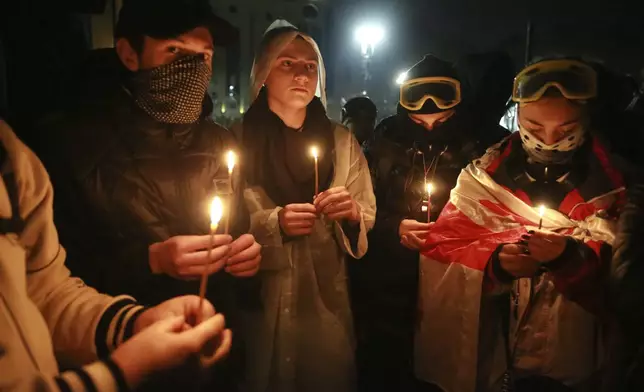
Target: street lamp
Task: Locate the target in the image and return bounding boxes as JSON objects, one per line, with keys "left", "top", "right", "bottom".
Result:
{"left": 354, "top": 23, "right": 385, "bottom": 100}
{"left": 355, "top": 24, "right": 385, "bottom": 59}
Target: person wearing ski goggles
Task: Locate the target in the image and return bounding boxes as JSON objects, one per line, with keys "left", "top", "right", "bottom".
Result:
{"left": 513, "top": 59, "right": 597, "bottom": 104}
{"left": 399, "top": 73, "right": 462, "bottom": 130}
{"left": 400, "top": 76, "right": 462, "bottom": 111}
{"left": 513, "top": 59, "right": 598, "bottom": 166}
{"left": 355, "top": 53, "right": 511, "bottom": 392}
{"left": 415, "top": 57, "right": 625, "bottom": 392}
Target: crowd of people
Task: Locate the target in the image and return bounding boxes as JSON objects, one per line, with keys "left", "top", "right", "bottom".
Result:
{"left": 1, "top": 0, "right": 644, "bottom": 391}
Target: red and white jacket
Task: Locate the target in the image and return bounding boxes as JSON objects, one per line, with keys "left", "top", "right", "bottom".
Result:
{"left": 414, "top": 133, "right": 624, "bottom": 392}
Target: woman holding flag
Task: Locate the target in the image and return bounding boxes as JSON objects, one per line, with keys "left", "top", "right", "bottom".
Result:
{"left": 415, "top": 58, "right": 625, "bottom": 392}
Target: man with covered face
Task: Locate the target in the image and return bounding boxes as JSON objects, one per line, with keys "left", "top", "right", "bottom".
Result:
{"left": 34, "top": 0, "right": 261, "bottom": 390}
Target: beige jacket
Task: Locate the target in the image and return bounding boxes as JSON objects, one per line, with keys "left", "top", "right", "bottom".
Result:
{"left": 239, "top": 123, "right": 376, "bottom": 392}
{"left": 0, "top": 120, "right": 144, "bottom": 392}
{"left": 236, "top": 23, "right": 376, "bottom": 392}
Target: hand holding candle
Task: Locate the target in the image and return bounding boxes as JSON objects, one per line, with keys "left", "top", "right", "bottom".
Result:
{"left": 518, "top": 203, "right": 567, "bottom": 264}
{"left": 399, "top": 219, "right": 433, "bottom": 251}
{"left": 314, "top": 186, "right": 361, "bottom": 224}
{"left": 311, "top": 146, "right": 319, "bottom": 197}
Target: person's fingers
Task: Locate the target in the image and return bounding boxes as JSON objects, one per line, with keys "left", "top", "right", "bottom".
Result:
{"left": 228, "top": 234, "right": 255, "bottom": 256}
{"left": 530, "top": 229, "right": 569, "bottom": 242}
{"left": 409, "top": 230, "right": 430, "bottom": 238}
{"left": 180, "top": 258, "right": 227, "bottom": 278}
{"left": 499, "top": 253, "right": 531, "bottom": 263}
{"left": 527, "top": 240, "right": 556, "bottom": 253}
{"left": 200, "top": 329, "right": 233, "bottom": 368}
{"left": 326, "top": 211, "right": 352, "bottom": 220}
{"left": 408, "top": 232, "right": 425, "bottom": 249}
{"left": 404, "top": 220, "right": 433, "bottom": 230}
{"left": 226, "top": 258, "right": 260, "bottom": 277}
{"left": 227, "top": 255, "right": 261, "bottom": 274}
{"left": 314, "top": 187, "right": 346, "bottom": 203}
{"left": 228, "top": 242, "right": 262, "bottom": 265}
{"left": 152, "top": 315, "right": 186, "bottom": 332}
{"left": 322, "top": 200, "right": 353, "bottom": 215}
{"left": 181, "top": 296, "right": 217, "bottom": 322}
{"left": 501, "top": 244, "right": 528, "bottom": 255}
{"left": 528, "top": 235, "right": 565, "bottom": 250}
{"left": 176, "top": 245, "right": 231, "bottom": 266}
{"left": 400, "top": 235, "right": 418, "bottom": 250}
{"left": 285, "top": 211, "right": 318, "bottom": 221}
{"left": 286, "top": 220, "right": 315, "bottom": 229}
{"left": 316, "top": 192, "right": 350, "bottom": 211}
{"left": 287, "top": 203, "right": 317, "bottom": 213}
{"left": 284, "top": 211, "right": 318, "bottom": 222}
{"left": 180, "top": 314, "right": 227, "bottom": 352}
{"left": 230, "top": 269, "right": 259, "bottom": 278}
{"left": 526, "top": 233, "right": 565, "bottom": 249}
{"left": 171, "top": 235, "right": 233, "bottom": 254}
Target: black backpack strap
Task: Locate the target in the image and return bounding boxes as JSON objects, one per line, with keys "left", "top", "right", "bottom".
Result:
{"left": 0, "top": 140, "right": 25, "bottom": 234}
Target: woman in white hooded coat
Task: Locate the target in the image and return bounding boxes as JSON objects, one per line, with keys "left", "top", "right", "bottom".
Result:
{"left": 234, "top": 22, "right": 376, "bottom": 392}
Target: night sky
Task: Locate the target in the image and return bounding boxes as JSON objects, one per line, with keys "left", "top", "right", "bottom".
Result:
{"left": 328, "top": 0, "right": 644, "bottom": 107}
{"left": 355, "top": 0, "right": 643, "bottom": 70}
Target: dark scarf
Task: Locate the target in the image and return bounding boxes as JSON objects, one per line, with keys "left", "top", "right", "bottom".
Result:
{"left": 241, "top": 88, "right": 335, "bottom": 206}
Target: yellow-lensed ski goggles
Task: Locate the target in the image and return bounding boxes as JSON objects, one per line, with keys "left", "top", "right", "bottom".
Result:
{"left": 512, "top": 59, "right": 597, "bottom": 103}
{"left": 400, "top": 77, "right": 462, "bottom": 111}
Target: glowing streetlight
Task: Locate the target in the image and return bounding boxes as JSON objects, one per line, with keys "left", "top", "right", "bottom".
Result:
{"left": 355, "top": 23, "right": 385, "bottom": 58}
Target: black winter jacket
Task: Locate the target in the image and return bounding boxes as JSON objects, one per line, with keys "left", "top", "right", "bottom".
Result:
{"left": 611, "top": 172, "right": 644, "bottom": 392}
{"left": 35, "top": 50, "right": 248, "bottom": 313}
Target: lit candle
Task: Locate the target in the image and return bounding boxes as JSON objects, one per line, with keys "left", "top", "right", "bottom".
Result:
{"left": 538, "top": 204, "right": 546, "bottom": 230}
{"left": 199, "top": 196, "right": 224, "bottom": 310}
{"left": 311, "top": 146, "right": 319, "bottom": 197}
{"left": 426, "top": 182, "right": 433, "bottom": 223}
{"left": 224, "top": 151, "right": 236, "bottom": 234}
{"left": 226, "top": 150, "right": 236, "bottom": 176}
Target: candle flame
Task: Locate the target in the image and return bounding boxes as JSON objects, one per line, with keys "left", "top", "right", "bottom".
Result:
{"left": 426, "top": 182, "right": 433, "bottom": 195}
{"left": 538, "top": 204, "right": 546, "bottom": 218}
{"left": 210, "top": 196, "right": 224, "bottom": 227}
{"left": 226, "top": 150, "right": 236, "bottom": 174}
{"left": 310, "top": 146, "right": 319, "bottom": 159}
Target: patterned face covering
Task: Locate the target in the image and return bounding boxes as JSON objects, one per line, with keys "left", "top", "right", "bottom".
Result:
{"left": 518, "top": 124, "right": 586, "bottom": 164}
{"left": 128, "top": 54, "right": 211, "bottom": 124}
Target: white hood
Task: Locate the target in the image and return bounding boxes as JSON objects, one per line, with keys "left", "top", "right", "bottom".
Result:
{"left": 249, "top": 19, "right": 327, "bottom": 108}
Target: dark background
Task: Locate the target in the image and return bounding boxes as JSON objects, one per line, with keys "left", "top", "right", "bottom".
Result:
{"left": 1, "top": 0, "right": 643, "bottom": 123}
{"left": 327, "top": 0, "right": 644, "bottom": 116}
